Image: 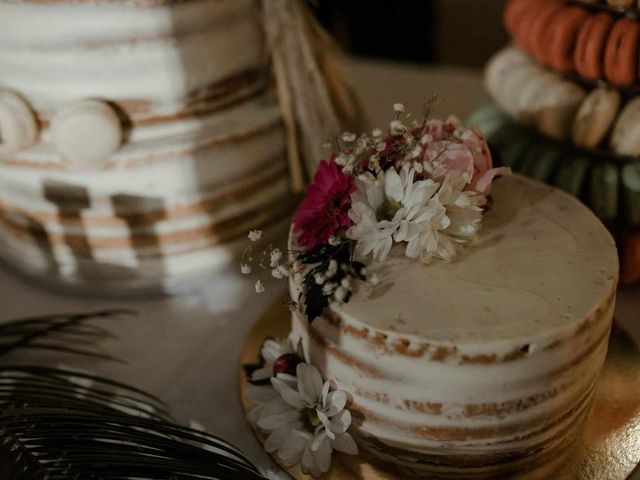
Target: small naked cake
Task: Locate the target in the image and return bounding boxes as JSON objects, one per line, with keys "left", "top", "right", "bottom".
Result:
{"left": 243, "top": 106, "right": 619, "bottom": 479}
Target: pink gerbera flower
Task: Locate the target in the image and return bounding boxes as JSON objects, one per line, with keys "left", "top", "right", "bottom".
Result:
{"left": 293, "top": 157, "right": 355, "bottom": 249}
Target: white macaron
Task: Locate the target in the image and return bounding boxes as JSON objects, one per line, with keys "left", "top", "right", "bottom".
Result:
{"left": 535, "top": 81, "right": 586, "bottom": 140}
{"left": 0, "top": 90, "right": 39, "bottom": 157}
{"left": 484, "top": 46, "right": 531, "bottom": 106}
{"left": 610, "top": 97, "right": 640, "bottom": 156}
{"left": 51, "top": 99, "right": 123, "bottom": 169}
{"left": 572, "top": 87, "right": 621, "bottom": 149}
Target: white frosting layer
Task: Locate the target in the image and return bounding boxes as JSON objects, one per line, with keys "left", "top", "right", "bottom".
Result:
{"left": 0, "top": 0, "right": 290, "bottom": 292}
{"left": 0, "top": 97, "right": 290, "bottom": 291}
{"left": 0, "top": 0, "right": 264, "bottom": 114}
{"left": 290, "top": 175, "right": 618, "bottom": 476}
{"left": 7, "top": 97, "right": 283, "bottom": 172}
{"left": 340, "top": 175, "right": 617, "bottom": 347}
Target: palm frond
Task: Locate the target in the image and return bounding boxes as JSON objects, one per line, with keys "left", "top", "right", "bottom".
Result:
{"left": 0, "top": 310, "right": 134, "bottom": 360}
{"left": 0, "top": 366, "right": 267, "bottom": 480}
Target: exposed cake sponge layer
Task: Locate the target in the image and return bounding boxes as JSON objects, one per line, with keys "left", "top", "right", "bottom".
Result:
{"left": 290, "top": 175, "right": 618, "bottom": 477}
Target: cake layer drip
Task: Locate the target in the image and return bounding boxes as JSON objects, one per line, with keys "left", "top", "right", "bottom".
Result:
{"left": 289, "top": 175, "right": 618, "bottom": 477}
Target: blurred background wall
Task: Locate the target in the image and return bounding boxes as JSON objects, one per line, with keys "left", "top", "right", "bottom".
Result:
{"left": 310, "top": 0, "right": 509, "bottom": 67}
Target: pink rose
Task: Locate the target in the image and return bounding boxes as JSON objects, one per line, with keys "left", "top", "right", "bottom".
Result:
{"left": 425, "top": 117, "right": 509, "bottom": 194}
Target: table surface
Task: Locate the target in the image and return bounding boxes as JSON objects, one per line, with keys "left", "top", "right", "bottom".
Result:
{"left": 2, "top": 58, "right": 639, "bottom": 478}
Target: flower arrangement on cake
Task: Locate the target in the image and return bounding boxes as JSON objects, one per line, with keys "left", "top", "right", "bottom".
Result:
{"left": 241, "top": 104, "right": 510, "bottom": 477}
{"left": 242, "top": 104, "right": 509, "bottom": 323}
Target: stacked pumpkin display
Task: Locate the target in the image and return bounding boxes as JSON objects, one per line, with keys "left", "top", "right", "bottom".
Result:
{"left": 470, "top": 0, "right": 640, "bottom": 284}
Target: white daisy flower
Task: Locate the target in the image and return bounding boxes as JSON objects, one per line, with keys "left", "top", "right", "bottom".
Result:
{"left": 259, "top": 364, "right": 357, "bottom": 477}
{"left": 240, "top": 264, "right": 251, "bottom": 275}
{"left": 251, "top": 338, "right": 294, "bottom": 383}
{"left": 347, "top": 164, "right": 440, "bottom": 262}
{"left": 407, "top": 173, "right": 486, "bottom": 263}
{"left": 393, "top": 102, "right": 405, "bottom": 113}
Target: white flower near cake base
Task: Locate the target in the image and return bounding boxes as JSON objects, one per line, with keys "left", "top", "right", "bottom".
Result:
{"left": 407, "top": 173, "right": 486, "bottom": 262}
{"left": 251, "top": 363, "right": 357, "bottom": 478}
{"left": 251, "top": 339, "right": 294, "bottom": 382}
{"left": 347, "top": 163, "right": 440, "bottom": 262}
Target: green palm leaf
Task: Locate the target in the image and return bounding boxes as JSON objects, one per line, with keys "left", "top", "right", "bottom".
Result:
{"left": 0, "top": 312, "right": 268, "bottom": 480}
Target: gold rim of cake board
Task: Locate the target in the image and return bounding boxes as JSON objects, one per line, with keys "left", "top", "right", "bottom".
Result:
{"left": 239, "top": 297, "right": 640, "bottom": 480}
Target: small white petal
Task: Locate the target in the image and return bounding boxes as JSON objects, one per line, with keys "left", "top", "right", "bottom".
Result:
{"left": 296, "top": 364, "right": 324, "bottom": 405}
{"left": 316, "top": 410, "right": 335, "bottom": 439}
{"left": 271, "top": 377, "right": 306, "bottom": 409}
{"left": 250, "top": 365, "right": 273, "bottom": 382}
{"left": 270, "top": 248, "right": 282, "bottom": 267}
{"left": 321, "top": 381, "right": 331, "bottom": 407}
{"left": 330, "top": 432, "right": 358, "bottom": 455}
{"left": 329, "top": 409, "right": 352, "bottom": 434}
{"left": 279, "top": 431, "right": 308, "bottom": 466}
{"left": 257, "top": 409, "right": 301, "bottom": 431}
{"left": 310, "top": 429, "right": 327, "bottom": 451}
{"left": 324, "top": 390, "right": 348, "bottom": 416}
{"left": 302, "top": 434, "right": 332, "bottom": 477}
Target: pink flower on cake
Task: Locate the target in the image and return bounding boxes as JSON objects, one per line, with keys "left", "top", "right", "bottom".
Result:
{"left": 423, "top": 116, "right": 509, "bottom": 194}
{"left": 293, "top": 157, "right": 355, "bottom": 249}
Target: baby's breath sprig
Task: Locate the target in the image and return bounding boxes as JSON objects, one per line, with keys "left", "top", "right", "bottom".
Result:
{"left": 328, "top": 100, "right": 447, "bottom": 179}
{"left": 241, "top": 229, "right": 376, "bottom": 323}
{"left": 241, "top": 230, "right": 293, "bottom": 294}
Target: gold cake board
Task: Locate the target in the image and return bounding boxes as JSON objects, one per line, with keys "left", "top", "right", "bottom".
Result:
{"left": 240, "top": 297, "right": 640, "bottom": 480}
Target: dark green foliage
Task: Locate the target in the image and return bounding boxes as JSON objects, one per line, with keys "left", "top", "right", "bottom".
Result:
{"left": 299, "top": 240, "right": 366, "bottom": 322}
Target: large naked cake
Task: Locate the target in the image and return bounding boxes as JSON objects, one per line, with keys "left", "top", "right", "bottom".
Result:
{"left": 244, "top": 111, "right": 619, "bottom": 479}
{"left": 0, "top": 0, "right": 289, "bottom": 292}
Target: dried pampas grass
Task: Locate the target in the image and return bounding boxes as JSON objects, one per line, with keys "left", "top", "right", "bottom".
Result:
{"left": 262, "top": 0, "right": 365, "bottom": 191}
